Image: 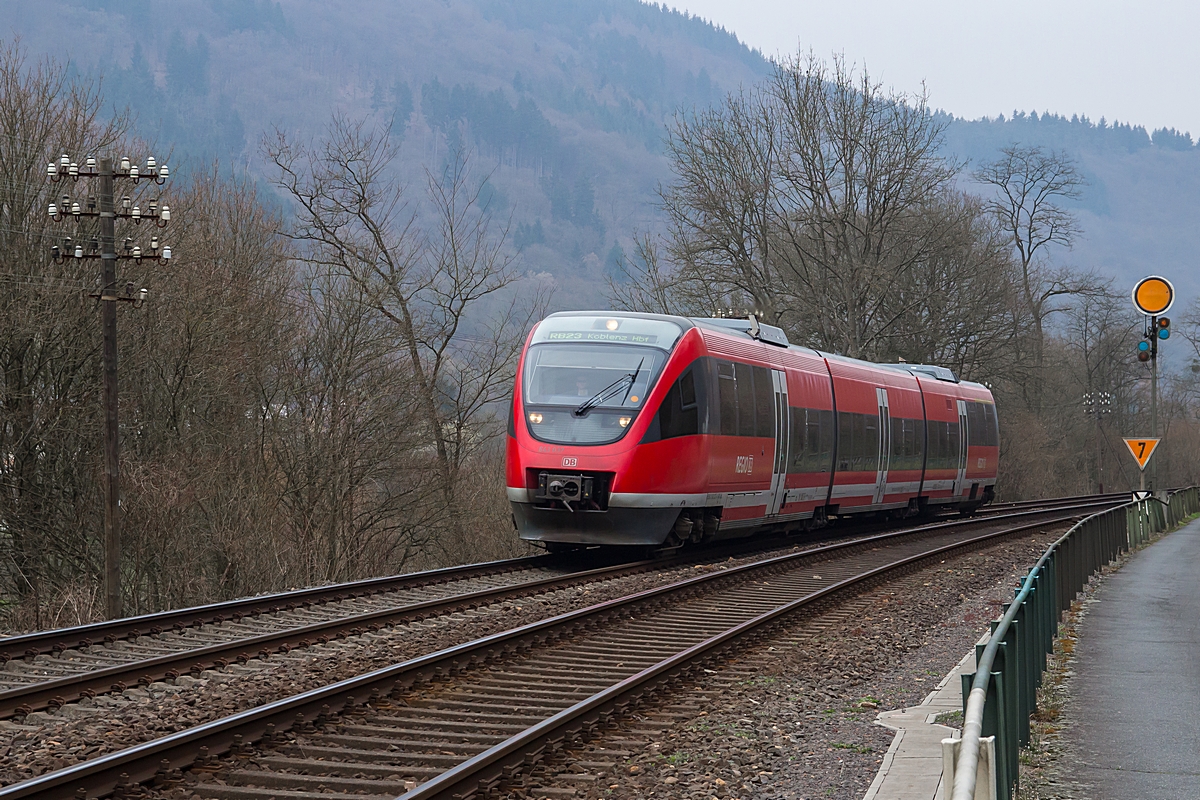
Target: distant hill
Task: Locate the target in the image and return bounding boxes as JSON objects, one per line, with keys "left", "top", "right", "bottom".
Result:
{"left": 9, "top": 0, "right": 1199, "bottom": 306}
{"left": 943, "top": 112, "right": 1200, "bottom": 303}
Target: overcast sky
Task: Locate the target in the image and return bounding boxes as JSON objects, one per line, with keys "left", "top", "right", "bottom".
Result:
{"left": 670, "top": 0, "right": 1199, "bottom": 137}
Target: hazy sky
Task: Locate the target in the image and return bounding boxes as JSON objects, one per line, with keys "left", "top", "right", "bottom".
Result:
{"left": 670, "top": 0, "right": 1199, "bottom": 137}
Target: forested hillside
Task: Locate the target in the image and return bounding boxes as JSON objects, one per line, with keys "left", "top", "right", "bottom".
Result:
{"left": 5, "top": 1, "right": 1200, "bottom": 626}
{"left": 945, "top": 113, "right": 1200, "bottom": 301}
{"left": 10, "top": 0, "right": 1199, "bottom": 305}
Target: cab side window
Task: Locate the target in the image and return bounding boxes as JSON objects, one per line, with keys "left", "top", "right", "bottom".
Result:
{"left": 648, "top": 357, "right": 710, "bottom": 441}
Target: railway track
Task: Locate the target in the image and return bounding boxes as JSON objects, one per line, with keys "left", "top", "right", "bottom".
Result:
{"left": 0, "top": 498, "right": 1123, "bottom": 800}
{"left": 0, "top": 496, "right": 1122, "bottom": 724}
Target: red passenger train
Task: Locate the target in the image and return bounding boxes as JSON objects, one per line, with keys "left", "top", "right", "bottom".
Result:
{"left": 506, "top": 312, "right": 999, "bottom": 549}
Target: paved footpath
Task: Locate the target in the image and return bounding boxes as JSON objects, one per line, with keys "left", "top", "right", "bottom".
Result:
{"left": 1053, "top": 516, "right": 1200, "bottom": 798}
{"left": 863, "top": 517, "right": 1200, "bottom": 799}
{"left": 862, "top": 639, "right": 983, "bottom": 800}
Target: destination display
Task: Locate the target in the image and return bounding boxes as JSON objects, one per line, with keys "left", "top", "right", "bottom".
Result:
{"left": 544, "top": 331, "right": 659, "bottom": 344}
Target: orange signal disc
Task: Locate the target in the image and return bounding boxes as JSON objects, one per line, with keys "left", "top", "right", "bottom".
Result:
{"left": 1133, "top": 276, "right": 1174, "bottom": 316}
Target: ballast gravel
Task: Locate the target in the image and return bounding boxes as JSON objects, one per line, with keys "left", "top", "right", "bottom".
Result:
{"left": 533, "top": 530, "right": 1067, "bottom": 800}
{"left": 0, "top": 535, "right": 859, "bottom": 786}
{"left": 0, "top": 522, "right": 1068, "bottom": 795}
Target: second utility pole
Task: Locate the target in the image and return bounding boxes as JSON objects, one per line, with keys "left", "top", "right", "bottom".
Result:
{"left": 99, "top": 157, "right": 121, "bottom": 619}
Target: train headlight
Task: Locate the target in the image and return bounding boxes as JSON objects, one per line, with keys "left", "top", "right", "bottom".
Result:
{"left": 618, "top": 416, "right": 631, "bottom": 428}
{"left": 528, "top": 412, "right": 543, "bottom": 424}
{"left": 605, "top": 319, "right": 619, "bottom": 330}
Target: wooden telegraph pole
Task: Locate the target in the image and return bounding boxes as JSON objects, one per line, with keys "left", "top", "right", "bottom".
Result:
{"left": 47, "top": 153, "right": 173, "bottom": 619}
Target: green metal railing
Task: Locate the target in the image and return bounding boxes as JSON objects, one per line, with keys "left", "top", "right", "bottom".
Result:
{"left": 948, "top": 487, "right": 1200, "bottom": 800}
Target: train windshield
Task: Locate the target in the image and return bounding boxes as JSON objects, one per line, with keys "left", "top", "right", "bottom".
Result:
{"left": 522, "top": 317, "right": 681, "bottom": 445}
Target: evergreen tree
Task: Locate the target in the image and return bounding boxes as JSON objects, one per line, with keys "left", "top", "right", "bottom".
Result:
{"left": 392, "top": 80, "right": 414, "bottom": 124}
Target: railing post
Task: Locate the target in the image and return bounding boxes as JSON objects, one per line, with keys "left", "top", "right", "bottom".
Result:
{"left": 1007, "top": 609, "right": 1029, "bottom": 748}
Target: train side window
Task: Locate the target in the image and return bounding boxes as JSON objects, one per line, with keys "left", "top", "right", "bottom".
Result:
{"left": 644, "top": 361, "right": 709, "bottom": 443}
{"left": 837, "top": 412, "right": 852, "bottom": 471}
{"left": 735, "top": 362, "right": 756, "bottom": 437}
{"left": 889, "top": 417, "right": 904, "bottom": 470}
{"left": 679, "top": 370, "right": 697, "bottom": 408}
{"left": 913, "top": 418, "right": 927, "bottom": 469}
{"left": 816, "top": 409, "right": 835, "bottom": 472}
{"left": 968, "top": 402, "right": 998, "bottom": 448}
{"left": 838, "top": 411, "right": 878, "bottom": 472}
{"left": 984, "top": 403, "right": 999, "bottom": 447}
{"left": 791, "top": 407, "right": 835, "bottom": 474}
{"left": 788, "top": 407, "right": 806, "bottom": 472}
{"left": 966, "top": 402, "right": 985, "bottom": 447}
{"left": 664, "top": 369, "right": 700, "bottom": 439}
{"left": 902, "top": 418, "right": 925, "bottom": 471}
{"left": 752, "top": 366, "right": 774, "bottom": 438}
{"left": 891, "top": 417, "right": 917, "bottom": 471}
{"left": 717, "top": 361, "right": 737, "bottom": 436}
{"left": 927, "top": 420, "right": 961, "bottom": 471}
{"left": 861, "top": 413, "right": 879, "bottom": 472}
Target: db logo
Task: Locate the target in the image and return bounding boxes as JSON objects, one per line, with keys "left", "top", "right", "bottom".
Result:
{"left": 562, "top": 457, "right": 578, "bottom": 467}
{"left": 735, "top": 455, "right": 754, "bottom": 474}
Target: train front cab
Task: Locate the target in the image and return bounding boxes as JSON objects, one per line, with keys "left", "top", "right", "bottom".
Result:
{"left": 507, "top": 312, "right": 713, "bottom": 547}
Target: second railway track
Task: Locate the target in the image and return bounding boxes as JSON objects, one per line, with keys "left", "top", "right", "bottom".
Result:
{"left": 0, "top": 498, "right": 1121, "bottom": 799}
{"left": 0, "top": 497, "right": 1117, "bottom": 722}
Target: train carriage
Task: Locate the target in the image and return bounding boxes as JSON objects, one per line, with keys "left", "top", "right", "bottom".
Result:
{"left": 507, "top": 311, "right": 998, "bottom": 549}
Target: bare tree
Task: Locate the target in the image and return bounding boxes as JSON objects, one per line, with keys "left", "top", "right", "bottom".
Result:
{"left": 658, "top": 86, "right": 782, "bottom": 320}
{"left": 606, "top": 233, "right": 679, "bottom": 315}
{"left": 975, "top": 144, "right": 1099, "bottom": 408}
{"left": 265, "top": 117, "right": 546, "bottom": 549}
{"left": 634, "top": 53, "right": 1017, "bottom": 373}
{"left": 878, "top": 192, "right": 1022, "bottom": 380}
{"left": 0, "top": 40, "right": 132, "bottom": 627}
{"left": 768, "top": 54, "right": 962, "bottom": 359}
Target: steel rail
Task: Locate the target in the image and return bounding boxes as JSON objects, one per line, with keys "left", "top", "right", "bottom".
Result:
{"left": 0, "top": 502, "right": 1119, "bottom": 800}
{"left": 0, "top": 553, "right": 556, "bottom": 662}
{"left": 985, "top": 492, "right": 1129, "bottom": 511}
{"left": 0, "top": 490, "right": 1123, "bottom": 663}
{"left": 0, "top": 501, "right": 1117, "bottom": 720}
{"left": 0, "top": 556, "right": 672, "bottom": 719}
{"left": 0, "top": 491, "right": 1117, "bottom": 665}
{"left": 404, "top": 517, "right": 1077, "bottom": 800}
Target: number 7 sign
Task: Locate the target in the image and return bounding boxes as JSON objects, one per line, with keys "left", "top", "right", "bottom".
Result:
{"left": 1123, "top": 438, "right": 1161, "bottom": 471}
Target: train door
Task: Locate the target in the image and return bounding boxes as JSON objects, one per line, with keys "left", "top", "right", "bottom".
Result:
{"left": 954, "top": 399, "right": 969, "bottom": 496}
{"left": 768, "top": 369, "right": 790, "bottom": 515}
{"left": 873, "top": 388, "right": 891, "bottom": 504}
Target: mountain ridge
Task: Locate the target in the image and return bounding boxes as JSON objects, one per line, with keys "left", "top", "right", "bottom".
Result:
{"left": 9, "top": 0, "right": 1199, "bottom": 305}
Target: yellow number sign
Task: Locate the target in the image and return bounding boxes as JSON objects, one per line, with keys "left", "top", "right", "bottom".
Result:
{"left": 1123, "top": 438, "right": 1161, "bottom": 471}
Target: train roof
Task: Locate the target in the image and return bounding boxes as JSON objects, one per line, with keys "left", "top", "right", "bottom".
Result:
{"left": 541, "top": 311, "right": 985, "bottom": 390}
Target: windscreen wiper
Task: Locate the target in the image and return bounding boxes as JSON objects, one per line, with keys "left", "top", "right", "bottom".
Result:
{"left": 574, "top": 358, "right": 644, "bottom": 417}
{"left": 620, "top": 357, "right": 645, "bottom": 404}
